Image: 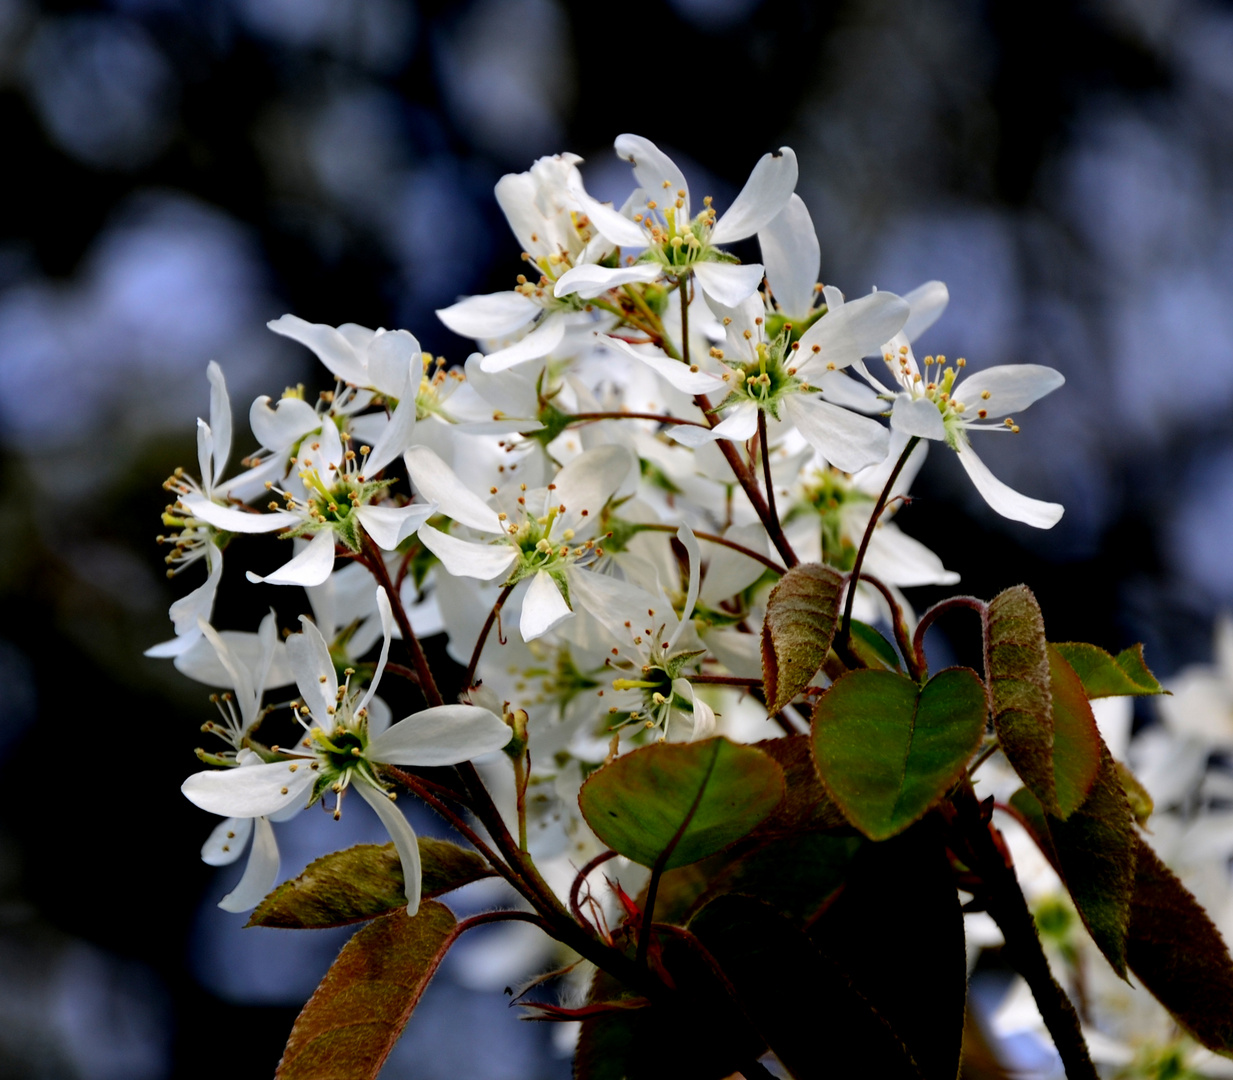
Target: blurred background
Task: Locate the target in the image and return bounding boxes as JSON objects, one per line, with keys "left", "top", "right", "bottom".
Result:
{"left": 1, "top": 0, "right": 1232, "bottom": 1076}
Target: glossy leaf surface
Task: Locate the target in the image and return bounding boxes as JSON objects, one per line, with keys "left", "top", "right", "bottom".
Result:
{"left": 1047, "top": 644, "right": 1103, "bottom": 820}
{"left": 578, "top": 736, "right": 784, "bottom": 870}
{"left": 812, "top": 667, "right": 986, "bottom": 841}
{"left": 1052, "top": 641, "right": 1165, "bottom": 698}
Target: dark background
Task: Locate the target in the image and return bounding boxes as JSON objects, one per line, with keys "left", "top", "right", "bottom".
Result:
{"left": 2, "top": 0, "right": 1232, "bottom": 1076}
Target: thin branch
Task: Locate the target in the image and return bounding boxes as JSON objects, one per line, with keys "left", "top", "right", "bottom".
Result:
{"left": 465, "top": 583, "right": 516, "bottom": 689}
{"left": 570, "top": 849, "right": 619, "bottom": 929}
{"left": 912, "top": 595, "right": 988, "bottom": 682}
{"left": 690, "top": 673, "right": 764, "bottom": 689}
{"left": 837, "top": 436, "right": 919, "bottom": 653}
{"left": 565, "top": 411, "right": 710, "bottom": 429}
{"left": 852, "top": 571, "right": 920, "bottom": 680}
{"left": 757, "top": 410, "right": 780, "bottom": 538}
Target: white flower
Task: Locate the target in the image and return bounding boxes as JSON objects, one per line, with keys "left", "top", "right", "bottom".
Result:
{"left": 181, "top": 588, "right": 512, "bottom": 914}
{"left": 560, "top": 134, "right": 798, "bottom": 309}
{"left": 406, "top": 443, "right": 634, "bottom": 641}
{"left": 854, "top": 284, "right": 1065, "bottom": 528}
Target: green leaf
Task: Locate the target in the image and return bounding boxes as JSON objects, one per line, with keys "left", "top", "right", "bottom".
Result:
{"left": 690, "top": 893, "right": 925, "bottom": 1079}
{"left": 578, "top": 736, "right": 785, "bottom": 870}
{"left": 809, "top": 829, "right": 967, "bottom": 1080}
{"left": 812, "top": 668, "right": 987, "bottom": 841}
{"left": 1046, "top": 644, "right": 1103, "bottom": 819}
{"left": 849, "top": 619, "right": 902, "bottom": 671}
{"left": 1052, "top": 641, "right": 1165, "bottom": 698}
{"left": 249, "top": 839, "right": 494, "bottom": 929}
{"left": 1048, "top": 748, "right": 1137, "bottom": 976}
{"left": 275, "top": 903, "right": 457, "bottom": 1080}
{"left": 1126, "top": 836, "right": 1233, "bottom": 1053}
{"left": 761, "top": 563, "right": 844, "bottom": 712}
{"left": 987, "top": 585, "right": 1057, "bottom": 814}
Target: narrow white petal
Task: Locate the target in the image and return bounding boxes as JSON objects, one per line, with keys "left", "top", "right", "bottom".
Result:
{"left": 667, "top": 523, "right": 702, "bottom": 651}
{"left": 758, "top": 193, "right": 819, "bottom": 318}
{"left": 692, "top": 262, "right": 765, "bottom": 308}
{"left": 553, "top": 445, "right": 634, "bottom": 536}
{"left": 179, "top": 494, "right": 297, "bottom": 534}
{"left": 783, "top": 395, "right": 890, "bottom": 474}
{"left": 356, "top": 587, "right": 394, "bottom": 715}
{"left": 954, "top": 441, "right": 1064, "bottom": 528}
{"left": 890, "top": 396, "right": 947, "bottom": 441}
{"left": 865, "top": 524, "right": 960, "bottom": 587}
{"left": 666, "top": 423, "right": 724, "bottom": 447}
{"left": 699, "top": 523, "right": 770, "bottom": 607}
{"left": 404, "top": 446, "right": 503, "bottom": 533}
{"left": 598, "top": 335, "right": 727, "bottom": 394}
{"left": 182, "top": 760, "right": 315, "bottom": 817}
{"left": 355, "top": 781, "right": 422, "bottom": 915}
{"left": 713, "top": 400, "right": 760, "bottom": 441}
{"left": 206, "top": 361, "right": 232, "bottom": 486}
{"left": 366, "top": 705, "right": 512, "bottom": 766}
{"left": 249, "top": 394, "right": 320, "bottom": 453}
{"left": 436, "top": 291, "right": 538, "bottom": 339}
{"left": 417, "top": 523, "right": 519, "bottom": 580}
{"left": 462, "top": 352, "right": 539, "bottom": 419}
{"left": 674, "top": 679, "right": 716, "bottom": 742}
{"left": 219, "top": 816, "right": 280, "bottom": 913}
{"left": 494, "top": 170, "right": 545, "bottom": 256}
{"left": 268, "top": 314, "right": 368, "bottom": 385}
{"left": 520, "top": 570, "right": 573, "bottom": 640}
{"left": 901, "top": 281, "right": 950, "bottom": 342}
{"left": 480, "top": 314, "right": 566, "bottom": 373}
{"left": 951, "top": 365, "right": 1065, "bottom": 417}
{"left": 363, "top": 396, "right": 418, "bottom": 478}
{"left": 816, "top": 370, "right": 886, "bottom": 414}
{"left": 711, "top": 147, "right": 799, "bottom": 245}
{"left": 199, "top": 620, "right": 254, "bottom": 707}
{"left": 614, "top": 134, "right": 690, "bottom": 218}
{"left": 201, "top": 816, "right": 252, "bottom": 867}
{"left": 246, "top": 529, "right": 337, "bottom": 587}
{"left": 146, "top": 544, "right": 223, "bottom": 654}
{"left": 796, "top": 290, "right": 911, "bottom": 373}
{"left": 568, "top": 186, "right": 648, "bottom": 247}
{"left": 554, "top": 263, "right": 661, "bottom": 299}
{"left": 356, "top": 502, "right": 434, "bottom": 551}
{"left": 196, "top": 419, "right": 215, "bottom": 501}
{"left": 287, "top": 612, "right": 337, "bottom": 720}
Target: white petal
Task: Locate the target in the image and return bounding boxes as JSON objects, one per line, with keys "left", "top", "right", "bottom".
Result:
{"left": 758, "top": 193, "right": 819, "bottom": 319}
{"left": 783, "top": 395, "right": 890, "bottom": 474}
{"left": 205, "top": 361, "right": 232, "bottom": 487}
{"left": 366, "top": 705, "right": 512, "bottom": 766}
{"left": 494, "top": 169, "right": 546, "bottom": 256}
{"left": 692, "top": 261, "right": 765, "bottom": 308}
{"left": 363, "top": 397, "right": 418, "bottom": 479}
{"left": 864, "top": 525, "right": 960, "bottom": 587}
{"left": 713, "top": 400, "right": 760, "bottom": 441}
{"left": 355, "top": 781, "right": 422, "bottom": 915}
{"left": 199, "top": 619, "right": 255, "bottom": 707}
{"left": 954, "top": 441, "right": 1064, "bottom": 528}
{"left": 249, "top": 394, "right": 320, "bottom": 453}
{"left": 219, "top": 816, "right": 280, "bottom": 912}
{"left": 178, "top": 494, "right": 297, "bottom": 534}
{"left": 182, "top": 760, "right": 315, "bottom": 817}
{"left": 553, "top": 262, "right": 661, "bottom": 299}
{"left": 436, "top": 291, "right": 538, "bottom": 339}
{"left": 404, "top": 446, "right": 503, "bottom": 533}
{"left": 268, "top": 314, "right": 368, "bottom": 385}
{"left": 795, "top": 290, "right": 910, "bottom": 373}
{"left": 356, "top": 502, "right": 434, "bottom": 551}
{"left": 287, "top": 612, "right": 337, "bottom": 720}
{"left": 356, "top": 587, "right": 394, "bottom": 715}
{"left": 666, "top": 422, "right": 724, "bottom": 448}
{"left": 890, "top": 396, "right": 947, "bottom": 441}
{"left": 951, "top": 365, "right": 1065, "bottom": 417}
{"left": 462, "top": 352, "right": 539, "bottom": 419}
{"left": 480, "top": 314, "right": 566, "bottom": 373}
{"left": 568, "top": 185, "right": 648, "bottom": 248}
{"left": 674, "top": 679, "right": 716, "bottom": 741}
{"left": 614, "top": 134, "right": 690, "bottom": 218}
{"left": 666, "top": 523, "right": 702, "bottom": 651}
{"left": 553, "top": 444, "right": 634, "bottom": 536}
{"left": 201, "top": 816, "right": 252, "bottom": 867}
{"left": 366, "top": 329, "right": 420, "bottom": 398}
{"left": 520, "top": 570, "right": 573, "bottom": 640}
{"left": 901, "top": 281, "right": 950, "bottom": 342}
{"left": 146, "top": 544, "right": 223, "bottom": 654}
{"left": 711, "top": 147, "right": 798, "bottom": 245}
{"left": 699, "top": 523, "right": 770, "bottom": 607}
{"left": 246, "top": 529, "right": 337, "bottom": 587}
{"left": 816, "top": 370, "right": 886, "bottom": 414}
{"left": 417, "top": 523, "right": 519, "bottom": 580}
{"left": 598, "top": 335, "right": 727, "bottom": 395}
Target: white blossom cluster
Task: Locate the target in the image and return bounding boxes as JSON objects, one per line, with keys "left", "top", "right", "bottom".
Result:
{"left": 150, "top": 134, "right": 1067, "bottom": 922}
